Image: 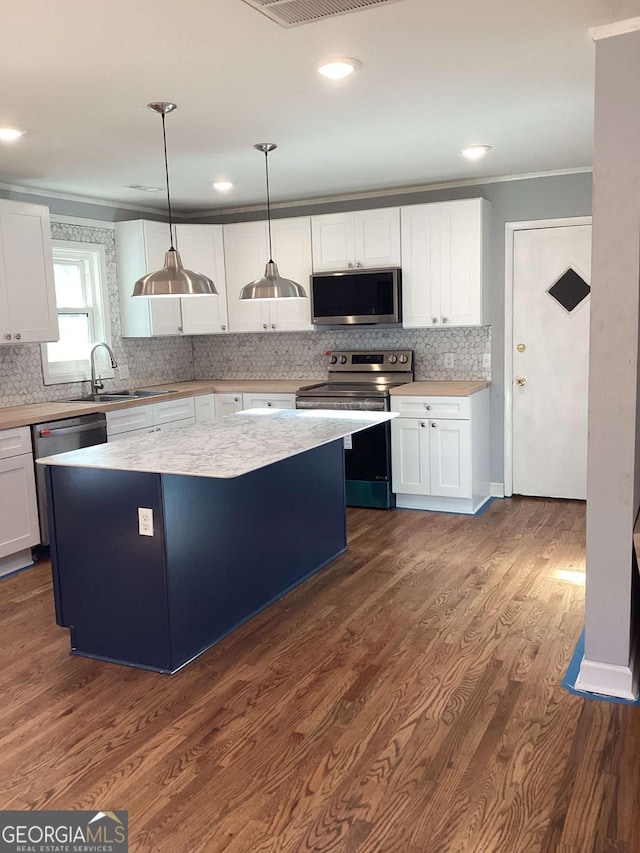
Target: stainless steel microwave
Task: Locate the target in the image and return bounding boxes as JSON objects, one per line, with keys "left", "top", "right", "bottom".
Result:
{"left": 310, "top": 267, "right": 402, "bottom": 325}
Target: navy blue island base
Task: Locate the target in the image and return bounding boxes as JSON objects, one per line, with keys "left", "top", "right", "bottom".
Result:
{"left": 46, "top": 439, "right": 346, "bottom": 673}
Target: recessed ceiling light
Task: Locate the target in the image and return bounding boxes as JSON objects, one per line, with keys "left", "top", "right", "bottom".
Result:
{"left": 0, "top": 127, "right": 26, "bottom": 143}
{"left": 213, "top": 181, "right": 234, "bottom": 192}
{"left": 318, "top": 58, "right": 361, "bottom": 80}
{"left": 461, "top": 145, "right": 491, "bottom": 161}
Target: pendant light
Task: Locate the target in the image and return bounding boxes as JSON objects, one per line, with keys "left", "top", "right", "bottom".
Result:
{"left": 239, "top": 144, "right": 307, "bottom": 301}
{"left": 132, "top": 102, "right": 216, "bottom": 298}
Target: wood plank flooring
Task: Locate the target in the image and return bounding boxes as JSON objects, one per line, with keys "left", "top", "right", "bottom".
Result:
{"left": 1, "top": 497, "right": 639, "bottom": 852}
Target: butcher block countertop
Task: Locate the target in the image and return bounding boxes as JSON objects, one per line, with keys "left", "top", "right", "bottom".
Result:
{"left": 0, "top": 380, "right": 318, "bottom": 431}
{"left": 389, "top": 381, "right": 490, "bottom": 397}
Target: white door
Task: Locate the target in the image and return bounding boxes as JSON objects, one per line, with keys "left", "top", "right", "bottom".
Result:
{"left": 0, "top": 453, "right": 40, "bottom": 557}
{"left": 439, "top": 199, "right": 483, "bottom": 327}
{"left": 512, "top": 224, "right": 592, "bottom": 498}
{"left": 311, "top": 213, "right": 355, "bottom": 271}
{"left": 354, "top": 208, "right": 401, "bottom": 268}
{"left": 214, "top": 393, "right": 244, "bottom": 417}
{"left": 400, "top": 203, "right": 441, "bottom": 328}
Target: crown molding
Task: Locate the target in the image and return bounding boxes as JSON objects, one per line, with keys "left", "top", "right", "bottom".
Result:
{"left": 181, "top": 166, "right": 593, "bottom": 219}
{"left": 0, "top": 181, "right": 166, "bottom": 216}
{"left": 590, "top": 16, "right": 640, "bottom": 40}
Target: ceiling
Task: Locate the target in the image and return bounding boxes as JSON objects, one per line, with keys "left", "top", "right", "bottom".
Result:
{"left": 2, "top": 0, "right": 639, "bottom": 214}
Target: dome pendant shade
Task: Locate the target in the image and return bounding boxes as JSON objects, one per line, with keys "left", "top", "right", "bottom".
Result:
{"left": 239, "top": 261, "right": 306, "bottom": 301}
{"left": 132, "top": 102, "right": 216, "bottom": 298}
{"left": 240, "top": 142, "right": 307, "bottom": 302}
{"left": 133, "top": 248, "right": 216, "bottom": 297}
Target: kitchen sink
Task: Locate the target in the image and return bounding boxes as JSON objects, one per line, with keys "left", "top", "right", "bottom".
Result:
{"left": 64, "top": 389, "right": 173, "bottom": 403}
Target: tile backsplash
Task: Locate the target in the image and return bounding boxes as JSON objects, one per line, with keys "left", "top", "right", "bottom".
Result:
{"left": 0, "top": 218, "right": 490, "bottom": 408}
{"left": 193, "top": 326, "right": 491, "bottom": 381}
{"left": 0, "top": 222, "right": 194, "bottom": 407}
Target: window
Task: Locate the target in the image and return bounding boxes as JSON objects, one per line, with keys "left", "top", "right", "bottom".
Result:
{"left": 41, "top": 241, "right": 113, "bottom": 385}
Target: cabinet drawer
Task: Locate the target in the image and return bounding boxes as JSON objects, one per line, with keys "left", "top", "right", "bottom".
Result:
{"left": 242, "top": 393, "right": 296, "bottom": 410}
{"left": 0, "top": 426, "right": 32, "bottom": 459}
{"left": 106, "top": 405, "right": 154, "bottom": 436}
{"left": 391, "top": 396, "right": 470, "bottom": 420}
{"left": 153, "top": 396, "right": 196, "bottom": 425}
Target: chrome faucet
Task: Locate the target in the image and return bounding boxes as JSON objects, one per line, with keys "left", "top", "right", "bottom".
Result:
{"left": 90, "top": 342, "right": 118, "bottom": 395}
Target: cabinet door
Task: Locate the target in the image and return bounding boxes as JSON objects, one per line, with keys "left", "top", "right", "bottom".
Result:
{"left": 223, "top": 223, "right": 271, "bottom": 332}
{"left": 439, "top": 199, "right": 483, "bottom": 327}
{"left": 354, "top": 208, "right": 401, "bottom": 268}
{"left": 0, "top": 202, "right": 58, "bottom": 344}
{"left": 269, "top": 218, "right": 313, "bottom": 331}
{"left": 428, "top": 418, "right": 471, "bottom": 498}
{"left": 194, "top": 393, "right": 216, "bottom": 422}
{"left": 0, "top": 452, "right": 39, "bottom": 557}
{"left": 143, "top": 222, "right": 184, "bottom": 336}
{"left": 107, "top": 426, "right": 156, "bottom": 442}
{"left": 214, "top": 393, "right": 244, "bottom": 416}
{"left": 176, "top": 225, "right": 228, "bottom": 335}
{"left": 400, "top": 204, "right": 441, "bottom": 328}
{"left": 311, "top": 213, "right": 355, "bottom": 271}
{"left": 391, "top": 418, "right": 430, "bottom": 495}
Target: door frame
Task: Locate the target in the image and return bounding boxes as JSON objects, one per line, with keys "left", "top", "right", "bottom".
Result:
{"left": 503, "top": 216, "right": 592, "bottom": 496}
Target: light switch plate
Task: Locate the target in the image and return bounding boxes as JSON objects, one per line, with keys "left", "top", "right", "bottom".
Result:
{"left": 444, "top": 353, "right": 455, "bottom": 368}
{"left": 118, "top": 365, "right": 130, "bottom": 380}
{"left": 482, "top": 353, "right": 491, "bottom": 369}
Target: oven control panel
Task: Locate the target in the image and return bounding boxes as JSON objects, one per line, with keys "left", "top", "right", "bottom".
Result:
{"left": 326, "top": 350, "right": 413, "bottom": 372}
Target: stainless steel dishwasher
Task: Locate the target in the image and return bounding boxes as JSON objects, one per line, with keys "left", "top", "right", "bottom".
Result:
{"left": 32, "top": 413, "right": 107, "bottom": 545}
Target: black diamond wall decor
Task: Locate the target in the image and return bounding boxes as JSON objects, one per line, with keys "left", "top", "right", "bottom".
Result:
{"left": 547, "top": 268, "right": 591, "bottom": 313}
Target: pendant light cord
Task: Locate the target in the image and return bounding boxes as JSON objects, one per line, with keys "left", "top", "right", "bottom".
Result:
{"left": 264, "top": 149, "right": 273, "bottom": 262}
{"left": 161, "top": 112, "right": 175, "bottom": 251}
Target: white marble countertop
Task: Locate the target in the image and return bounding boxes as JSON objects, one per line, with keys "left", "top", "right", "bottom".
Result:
{"left": 37, "top": 409, "right": 396, "bottom": 479}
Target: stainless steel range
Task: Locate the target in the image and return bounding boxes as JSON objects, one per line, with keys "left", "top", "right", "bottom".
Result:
{"left": 296, "top": 350, "right": 414, "bottom": 508}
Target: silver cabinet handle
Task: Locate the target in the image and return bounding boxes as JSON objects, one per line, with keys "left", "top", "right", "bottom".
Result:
{"left": 233, "top": 397, "right": 239, "bottom": 402}
{"left": 432, "top": 317, "right": 438, "bottom": 324}
{"left": 356, "top": 261, "right": 363, "bottom": 268}
{"left": 442, "top": 317, "right": 448, "bottom": 324}
{"left": 4, "top": 334, "right": 11, "bottom": 341}
{"left": 420, "top": 421, "right": 426, "bottom": 427}
{"left": 347, "top": 262, "right": 354, "bottom": 269}
{"left": 431, "top": 422, "right": 437, "bottom": 428}
{"left": 271, "top": 323, "right": 276, "bottom": 329}
{"left": 221, "top": 324, "right": 226, "bottom": 331}
{"left": 14, "top": 333, "right": 21, "bottom": 340}
{"left": 177, "top": 326, "right": 183, "bottom": 333}
{"left": 263, "top": 323, "right": 268, "bottom": 329}
{"left": 267, "top": 402, "right": 272, "bottom": 407}
{"left": 425, "top": 404, "right": 431, "bottom": 410}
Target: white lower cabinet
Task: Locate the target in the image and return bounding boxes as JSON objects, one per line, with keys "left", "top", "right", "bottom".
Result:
{"left": 391, "top": 390, "right": 490, "bottom": 514}
{"left": 0, "top": 427, "right": 39, "bottom": 575}
{"left": 106, "top": 397, "right": 196, "bottom": 440}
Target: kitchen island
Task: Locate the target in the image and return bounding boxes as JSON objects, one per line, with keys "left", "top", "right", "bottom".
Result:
{"left": 38, "top": 409, "right": 394, "bottom": 673}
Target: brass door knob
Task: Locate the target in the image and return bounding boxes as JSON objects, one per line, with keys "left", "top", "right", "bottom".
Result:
{"left": 516, "top": 377, "right": 526, "bottom": 387}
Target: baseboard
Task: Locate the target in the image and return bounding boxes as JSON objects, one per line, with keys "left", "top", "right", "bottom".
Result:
{"left": 576, "top": 655, "right": 639, "bottom": 701}
{"left": 395, "top": 493, "right": 491, "bottom": 515}
{"left": 0, "top": 549, "right": 35, "bottom": 579}
{"left": 491, "top": 482, "right": 505, "bottom": 498}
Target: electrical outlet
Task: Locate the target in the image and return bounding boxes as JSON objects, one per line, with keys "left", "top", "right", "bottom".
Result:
{"left": 444, "top": 352, "right": 455, "bottom": 369}
{"left": 138, "top": 507, "right": 154, "bottom": 536}
{"left": 482, "top": 353, "right": 491, "bottom": 369}
{"left": 118, "top": 364, "right": 130, "bottom": 380}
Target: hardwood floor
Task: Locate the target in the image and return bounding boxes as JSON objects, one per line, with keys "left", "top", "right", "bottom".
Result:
{"left": 1, "top": 497, "right": 639, "bottom": 852}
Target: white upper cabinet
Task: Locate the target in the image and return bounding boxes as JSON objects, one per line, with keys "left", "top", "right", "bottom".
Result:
{"left": 115, "top": 220, "right": 228, "bottom": 337}
{"left": 401, "top": 198, "right": 489, "bottom": 328}
{"left": 224, "top": 217, "right": 313, "bottom": 333}
{"left": 0, "top": 200, "right": 58, "bottom": 345}
{"left": 175, "top": 225, "right": 228, "bottom": 334}
{"left": 311, "top": 208, "right": 401, "bottom": 272}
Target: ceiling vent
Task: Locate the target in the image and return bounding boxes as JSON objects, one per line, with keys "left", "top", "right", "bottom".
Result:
{"left": 241, "top": 0, "right": 404, "bottom": 28}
